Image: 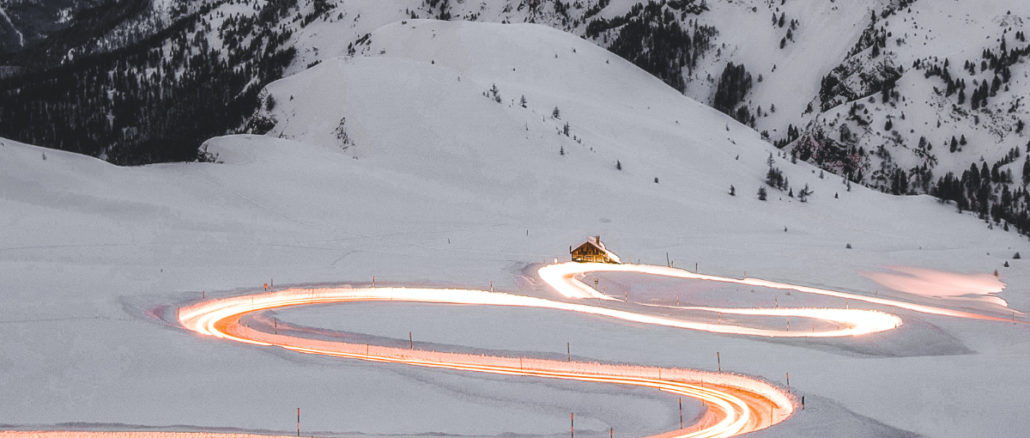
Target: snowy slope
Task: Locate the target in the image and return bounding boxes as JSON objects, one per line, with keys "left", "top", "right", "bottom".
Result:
{"left": 4, "top": 19, "right": 1030, "bottom": 438}
{"left": 275, "top": 0, "right": 1030, "bottom": 233}
{"left": 264, "top": 0, "right": 1029, "bottom": 206}
{"left": 779, "top": 1, "right": 1030, "bottom": 192}
{"left": 6, "top": 0, "right": 1028, "bottom": 237}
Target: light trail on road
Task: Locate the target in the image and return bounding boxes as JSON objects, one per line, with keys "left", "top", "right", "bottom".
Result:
{"left": 178, "top": 285, "right": 794, "bottom": 438}
{"left": 540, "top": 262, "right": 1022, "bottom": 322}
{"left": 18, "top": 262, "right": 1016, "bottom": 438}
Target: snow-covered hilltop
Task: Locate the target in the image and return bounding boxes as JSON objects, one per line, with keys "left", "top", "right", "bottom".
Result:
{"left": 0, "top": 0, "right": 1027, "bottom": 236}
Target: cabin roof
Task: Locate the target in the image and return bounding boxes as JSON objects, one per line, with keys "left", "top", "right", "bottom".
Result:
{"left": 572, "top": 236, "right": 621, "bottom": 263}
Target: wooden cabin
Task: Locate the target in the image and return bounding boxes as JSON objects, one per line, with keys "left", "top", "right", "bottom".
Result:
{"left": 570, "top": 236, "right": 621, "bottom": 264}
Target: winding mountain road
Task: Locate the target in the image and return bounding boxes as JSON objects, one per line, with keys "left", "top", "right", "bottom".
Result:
{"left": 8, "top": 262, "right": 1019, "bottom": 437}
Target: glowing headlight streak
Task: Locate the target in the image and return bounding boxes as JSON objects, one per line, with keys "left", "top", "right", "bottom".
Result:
{"left": 174, "top": 260, "right": 1014, "bottom": 437}
{"left": 541, "top": 262, "right": 1022, "bottom": 322}
{"left": 178, "top": 286, "right": 793, "bottom": 438}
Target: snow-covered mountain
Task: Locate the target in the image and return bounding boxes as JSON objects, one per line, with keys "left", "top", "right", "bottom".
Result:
{"left": 2, "top": 20, "right": 1029, "bottom": 437}
{"left": 1, "top": 0, "right": 1028, "bottom": 234}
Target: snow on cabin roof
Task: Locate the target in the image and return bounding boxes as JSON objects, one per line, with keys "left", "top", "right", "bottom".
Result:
{"left": 580, "top": 236, "right": 621, "bottom": 263}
